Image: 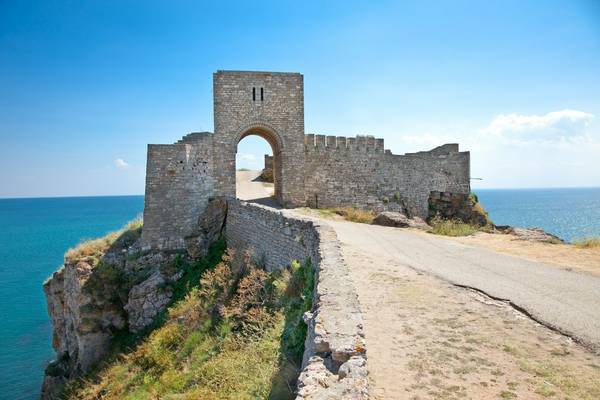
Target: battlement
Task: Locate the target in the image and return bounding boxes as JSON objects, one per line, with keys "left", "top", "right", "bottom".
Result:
{"left": 177, "top": 131, "right": 213, "bottom": 144}
{"left": 305, "top": 134, "right": 386, "bottom": 152}
{"left": 142, "top": 70, "right": 471, "bottom": 250}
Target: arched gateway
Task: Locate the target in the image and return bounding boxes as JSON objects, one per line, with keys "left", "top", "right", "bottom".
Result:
{"left": 211, "top": 71, "right": 306, "bottom": 207}
{"left": 141, "top": 70, "right": 471, "bottom": 251}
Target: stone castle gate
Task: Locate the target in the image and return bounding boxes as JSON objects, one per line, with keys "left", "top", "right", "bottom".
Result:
{"left": 211, "top": 71, "right": 306, "bottom": 207}
{"left": 141, "top": 70, "right": 471, "bottom": 251}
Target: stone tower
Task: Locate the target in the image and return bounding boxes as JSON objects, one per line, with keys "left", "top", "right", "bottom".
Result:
{"left": 212, "top": 71, "right": 305, "bottom": 207}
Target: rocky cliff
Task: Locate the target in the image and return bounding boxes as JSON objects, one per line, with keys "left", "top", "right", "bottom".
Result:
{"left": 41, "top": 201, "right": 227, "bottom": 399}
{"left": 40, "top": 221, "right": 181, "bottom": 398}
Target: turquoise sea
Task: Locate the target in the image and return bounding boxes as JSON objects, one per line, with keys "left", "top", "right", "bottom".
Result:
{"left": 0, "top": 189, "right": 599, "bottom": 399}
{"left": 475, "top": 187, "right": 600, "bottom": 242}
{"left": 0, "top": 196, "right": 144, "bottom": 400}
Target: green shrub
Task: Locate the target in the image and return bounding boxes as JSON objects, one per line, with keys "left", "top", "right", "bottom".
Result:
{"left": 430, "top": 217, "right": 479, "bottom": 237}
{"left": 65, "top": 248, "right": 314, "bottom": 400}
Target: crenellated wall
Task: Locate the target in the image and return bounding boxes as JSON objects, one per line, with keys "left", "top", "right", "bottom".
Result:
{"left": 141, "top": 70, "right": 470, "bottom": 251}
{"left": 304, "top": 134, "right": 470, "bottom": 217}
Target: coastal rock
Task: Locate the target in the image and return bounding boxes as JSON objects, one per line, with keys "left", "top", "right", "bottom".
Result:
{"left": 497, "top": 226, "right": 564, "bottom": 243}
{"left": 125, "top": 270, "right": 173, "bottom": 332}
{"left": 185, "top": 197, "right": 228, "bottom": 259}
{"left": 41, "top": 238, "right": 182, "bottom": 398}
{"left": 373, "top": 212, "right": 431, "bottom": 230}
{"left": 428, "top": 191, "right": 489, "bottom": 226}
{"left": 373, "top": 211, "right": 411, "bottom": 227}
{"left": 43, "top": 258, "right": 123, "bottom": 377}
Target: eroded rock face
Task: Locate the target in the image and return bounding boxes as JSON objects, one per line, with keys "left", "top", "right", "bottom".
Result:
{"left": 185, "top": 197, "right": 228, "bottom": 259}
{"left": 41, "top": 257, "right": 124, "bottom": 399}
{"left": 428, "top": 191, "right": 489, "bottom": 226}
{"left": 125, "top": 270, "right": 173, "bottom": 332}
{"left": 41, "top": 245, "right": 181, "bottom": 399}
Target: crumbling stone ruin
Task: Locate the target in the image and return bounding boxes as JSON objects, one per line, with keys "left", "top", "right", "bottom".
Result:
{"left": 42, "top": 70, "right": 471, "bottom": 399}
{"left": 141, "top": 70, "right": 470, "bottom": 251}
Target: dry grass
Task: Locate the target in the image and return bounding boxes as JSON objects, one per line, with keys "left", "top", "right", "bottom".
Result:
{"left": 429, "top": 217, "right": 479, "bottom": 237}
{"left": 573, "top": 237, "right": 600, "bottom": 249}
{"left": 338, "top": 207, "right": 375, "bottom": 224}
{"left": 303, "top": 207, "right": 375, "bottom": 224}
{"left": 65, "top": 218, "right": 142, "bottom": 264}
{"left": 65, "top": 250, "right": 314, "bottom": 400}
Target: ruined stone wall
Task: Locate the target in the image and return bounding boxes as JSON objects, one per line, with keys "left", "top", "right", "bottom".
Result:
{"left": 304, "top": 134, "right": 470, "bottom": 218}
{"left": 225, "top": 200, "right": 368, "bottom": 399}
{"left": 225, "top": 199, "right": 319, "bottom": 271}
{"left": 141, "top": 132, "right": 215, "bottom": 250}
{"left": 141, "top": 71, "right": 471, "bottom": 251}
{"left": 264, "top": 154, "right": 273, "bottom": 170}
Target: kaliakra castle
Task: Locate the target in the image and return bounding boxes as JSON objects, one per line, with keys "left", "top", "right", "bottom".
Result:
{"left": 142, "top": 70, "right": 471, "bottom": 252}
{"left": 42, "top": 71, "right": 473, "bottom": 399}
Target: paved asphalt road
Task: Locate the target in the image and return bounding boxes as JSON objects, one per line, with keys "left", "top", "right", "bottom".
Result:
{"left": 326, "top": 219, "right": 600, "bottom": 353}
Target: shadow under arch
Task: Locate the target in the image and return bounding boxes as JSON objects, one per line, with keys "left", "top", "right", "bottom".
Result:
{"left": 235, "top": 122, "right": 284, "bottom": 204}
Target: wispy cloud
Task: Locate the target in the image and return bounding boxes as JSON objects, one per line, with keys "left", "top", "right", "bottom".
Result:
{"left": 237, "top": 153, "right": 258, "bottom": 163}
{"left": 114, "top": 158, "right": 130, "bottom": 170}
{"left": 481, "top": 109, "right": 594, "bottom": 143}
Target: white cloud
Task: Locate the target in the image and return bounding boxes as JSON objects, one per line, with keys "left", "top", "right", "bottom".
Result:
{"left": 114, "top": 158, "right": 130, "bottom": 170}
{"left": 237, "top": 153, "right": 257, "bottom": 162}
{"left": 388, "top": 109, "right": 599, "bottom": 188}
{"left": 481, "top": 109, "right": 594, "bottom": 143}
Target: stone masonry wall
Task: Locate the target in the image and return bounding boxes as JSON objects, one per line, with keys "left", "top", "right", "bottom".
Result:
{"left": 304, "top": 135, "right": 470, "bottom": 218}
{"left": 213, "top": 71, "right": 306, "bottom": 207}
{"left": 141, "top": 71, "right": 471, "bottom": 251}
{"left": 225, "top": 200, "right": 368, "bottom": 399}
{"left": 225, "top": 199, "right": 319, "bottom": 271}
{"left": 264, "top": 154, "right": 273, "bottom": 170}
{"left": 142, "top": 132, "right": 215, "bottom": 250}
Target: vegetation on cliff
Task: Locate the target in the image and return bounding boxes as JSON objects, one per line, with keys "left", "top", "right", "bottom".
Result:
{"left": 65, "top": 218, "right": 143, "bottom": 264}
{"left": 573, "top": 237, "right": 600, "bottom": 249}
{"left": 63, "top": 242, "right": 314, "bottom": 400}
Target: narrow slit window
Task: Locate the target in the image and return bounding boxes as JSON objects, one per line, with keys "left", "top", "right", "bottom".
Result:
{"left": 260, "top": 87, "right": 264, "bottom": 101}
{"left": 252, "top": 87, "right": 256, "bottom": 101}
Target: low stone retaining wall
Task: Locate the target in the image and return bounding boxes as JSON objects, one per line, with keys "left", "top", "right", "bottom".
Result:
{"left": 226, "top": 200, "right": 320, "bottom": 271}
{"left": 225, "top": 200, "right": 368, "bottom": 399}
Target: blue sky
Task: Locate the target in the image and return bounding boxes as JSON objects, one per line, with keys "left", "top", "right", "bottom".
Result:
{"left": 1, "top": 0, "right": 599, "bottom": 197}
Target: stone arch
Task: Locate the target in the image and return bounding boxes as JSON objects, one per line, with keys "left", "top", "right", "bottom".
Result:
{"left": 235, "top": 122, "right": 284, "bottom": 202}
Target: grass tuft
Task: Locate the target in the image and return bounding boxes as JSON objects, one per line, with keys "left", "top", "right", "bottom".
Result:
{"left": 64, "top": 245, "right": 314, "bottom": 400}
{"left": 65, "top": 217, "right": 143, "bottom": 264}
{"left": 573, "top": 237, "right": 600, "bottom": 249}
{"left": 429, "top": 217, "right": 479, "bottom": 237}
{"left": 337, "top": 207, "right": 375, "bottom": 224}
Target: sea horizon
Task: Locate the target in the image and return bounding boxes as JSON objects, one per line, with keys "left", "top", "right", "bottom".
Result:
{"left": 1, "top": 185, "right": 599, "bottom": 201}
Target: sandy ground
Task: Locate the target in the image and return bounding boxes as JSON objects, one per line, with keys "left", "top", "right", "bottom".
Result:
{"left": 235, "top": 170, "right": 274, "bottom": 201}
{"left": 440, "top": 231, "right": 600, "bottom": 278}
{"left": 254, "top": 197, "right": 600, "bottom": 398}
{"left": 341, "top": 241, "right": 600, "bottom": 400}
